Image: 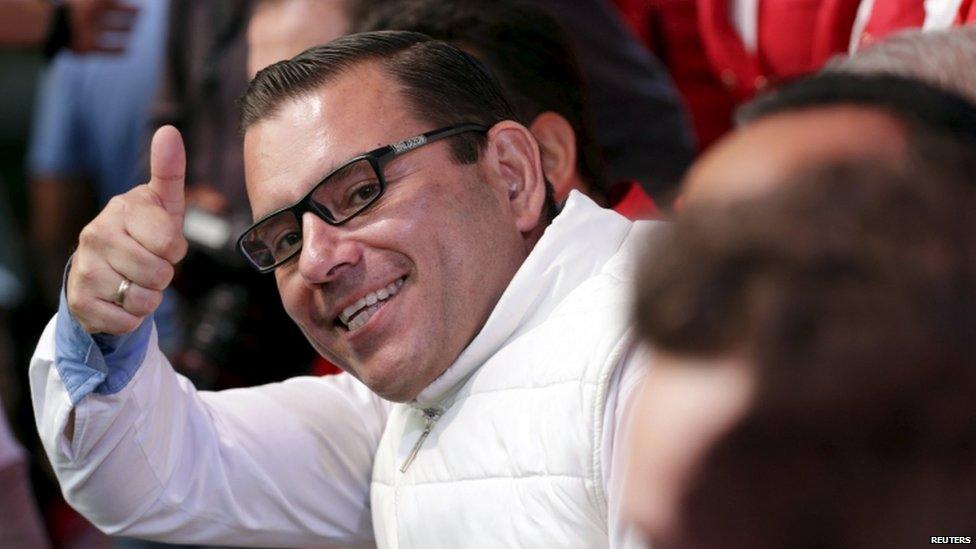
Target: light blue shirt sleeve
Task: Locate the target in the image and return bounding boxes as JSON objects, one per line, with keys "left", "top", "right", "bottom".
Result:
{"left": 54, "top": 281, "right": 153, "bottom": 405}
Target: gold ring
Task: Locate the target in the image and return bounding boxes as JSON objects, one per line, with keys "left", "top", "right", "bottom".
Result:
{"left": 113, "top": 278, "right": 131, "bottom": 307}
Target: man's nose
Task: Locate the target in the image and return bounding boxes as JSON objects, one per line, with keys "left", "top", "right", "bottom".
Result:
{"left": 297, "top": 212, "right": 362, "bottom": 286}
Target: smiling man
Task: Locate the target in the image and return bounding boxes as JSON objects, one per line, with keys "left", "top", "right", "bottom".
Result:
{"left": 240, "top": 64, "right": 535, "bottom": 402}
{"left": 29, "top": 32, "right": 653, "bottom": 547}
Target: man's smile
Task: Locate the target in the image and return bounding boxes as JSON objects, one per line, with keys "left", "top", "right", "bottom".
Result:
{"left": 335, "top": 276, "right": 406, "bottom": 331}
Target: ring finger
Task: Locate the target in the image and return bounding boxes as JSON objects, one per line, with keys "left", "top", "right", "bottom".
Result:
{"left": 91, "top": 268, "right": 163, "bottom": 318}
{"left": 104, "top": 234, "right": 175, "bottom": 291}
{"left": 113, "top": 276, "right": 161, "bottom": 318}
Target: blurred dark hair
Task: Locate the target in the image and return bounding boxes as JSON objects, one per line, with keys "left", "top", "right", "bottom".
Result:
{"left": 635, "top": 142, "right": 976, "bottom": 547}
{"left": 352, "top": 0, "right": 608, "bottom": 199}
{"left": 739, "top": 73, "right": 976, "bottom": 150}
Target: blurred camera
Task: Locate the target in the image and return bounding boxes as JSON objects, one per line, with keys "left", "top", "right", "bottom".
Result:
{"left": 175, "top": 206, "right": 314, "bottom": 388}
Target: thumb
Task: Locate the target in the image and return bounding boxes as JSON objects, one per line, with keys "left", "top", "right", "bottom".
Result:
{"left": 147, "top": 125, "right": 186, "bottom": 219}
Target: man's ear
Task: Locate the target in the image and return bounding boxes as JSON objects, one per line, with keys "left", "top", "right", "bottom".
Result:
{"left": 483, "top": 120, "right": 547, "bottom": 234}
{"left": 529, "top": 111, "right": 579, "bottom": 202}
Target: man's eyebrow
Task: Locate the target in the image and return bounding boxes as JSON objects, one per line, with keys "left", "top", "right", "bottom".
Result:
{"left": 313, "top": 145, "right": 382, "bottom": 183}
{"left": 250, "top": 152, "right": 368, "bottom": 222}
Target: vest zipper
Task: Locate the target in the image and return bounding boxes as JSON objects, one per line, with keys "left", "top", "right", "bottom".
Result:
{"left": 400, "top": 407, "right": 443, "bottom": 473}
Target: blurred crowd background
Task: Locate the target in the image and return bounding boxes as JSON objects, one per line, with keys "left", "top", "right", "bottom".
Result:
{"left": 1, "top": 0, "right": 974, "bottom": 547}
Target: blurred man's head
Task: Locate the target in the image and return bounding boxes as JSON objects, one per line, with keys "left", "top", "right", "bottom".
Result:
{"left": 825, "top": 26, "right": 976, "bottom": 104}
{"left": 355, "top": 0, "right": 607, "bottom": 204}
{"left": 247, "top": 0, "right": 352, "bottom": 77}
{"left": 629, "top": 148, "right": 976, "bottom": 547}
{"left": 239, "top": 32, "right": 552, "bottom": 401}
{"left": 682, "top": 74, "right": 976, "bottom": 206}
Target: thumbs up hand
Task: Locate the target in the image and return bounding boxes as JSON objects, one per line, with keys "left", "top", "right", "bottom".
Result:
{"left": 67, "top": 126, "right": 189, "bottom": 335}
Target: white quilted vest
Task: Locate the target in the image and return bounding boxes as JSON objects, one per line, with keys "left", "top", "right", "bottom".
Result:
{"left": 369, "top": 193, "right": 655, "bottom": 548}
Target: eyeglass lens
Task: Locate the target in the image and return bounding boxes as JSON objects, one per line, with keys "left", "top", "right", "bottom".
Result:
{"left": 241, "top": 157, "right": 383, "bottom": 269}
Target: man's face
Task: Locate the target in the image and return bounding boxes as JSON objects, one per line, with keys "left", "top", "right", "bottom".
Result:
{"left": 681, "top": 105, "right": 906, "bottom": 206}
{"left": 624, "top": 352, "right": 754, "bottom": 544}
{"left": 243, "top": 65, "right": 531, "bottom": 402}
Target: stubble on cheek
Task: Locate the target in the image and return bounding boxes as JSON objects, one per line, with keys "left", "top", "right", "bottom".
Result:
{"left": 273, "top": 270, "right": 340, "bottom": 365}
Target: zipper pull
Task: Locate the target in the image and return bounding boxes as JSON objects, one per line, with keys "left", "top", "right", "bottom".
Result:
{"left": 400, "top": 407, "right": 443, "bottom": 473}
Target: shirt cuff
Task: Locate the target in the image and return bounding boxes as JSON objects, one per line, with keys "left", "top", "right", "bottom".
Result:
{"left": 54, "top": 266, "right": 153, "bottom": 404}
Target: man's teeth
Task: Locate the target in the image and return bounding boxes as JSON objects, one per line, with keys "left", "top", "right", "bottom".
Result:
{"left": 347, "top": 302, "right": 380, "bottom": 331}
{"left": 340, "top": 278, "right": 405, "bottom": 330}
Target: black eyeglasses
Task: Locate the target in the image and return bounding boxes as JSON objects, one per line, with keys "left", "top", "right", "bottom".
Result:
{"left": 237, "top": 123, "right": 489, "bottom": 273}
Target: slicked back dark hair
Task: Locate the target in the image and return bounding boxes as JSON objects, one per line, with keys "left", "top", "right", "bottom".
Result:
{"left": 739, "top": 73, "right": 976, "bottom": 148}
{"left": 353, "top": 0, "right": 608, "bottom": 198}
{"left": 239, "top": 30, "right": 517, "bottom": 165}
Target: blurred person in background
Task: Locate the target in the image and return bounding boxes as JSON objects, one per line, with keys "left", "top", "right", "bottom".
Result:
{"left": 0, "top": 184, "right": 43, "bottom": 549}
{"left": 325, "top": 0, "right": 696, "bottom": 206}
{"left": 627, "top": 148, "right": 976, "bottom": 547}
{"left": 153, "top": 0, "right": 250, "bottom": 217}
{"left": 612, "top": 0, "right": 976, "bottom": 151}
{"left": 3, "top": 5, "right": 139, "bottom": 547}
{"left": 0, "top": 0, "right": 135, "bottom": 55}
{"left": 246, "top": 0, "right": 352, "bottom": 78}
{"left": 524, "top": 0, "right": 695, "bottom": 204}
{"left": 355, "top": 0, "right": 664, "bottom": 218}
{"left": 680, "top": 73, "right": 976, "bottom": 206}
{"left": 825, "top": 25, "right": 976, "bottom": 103}
{"left": 255, "top": 0, "right": 690, "bottom": 210}
{"left": 0, "top": 400, "right": 48, "bottom": 548}
{"left": 613, "top": 0, "right": 862, "bottom": 150}
{"left": 844, "top": 0, "right": 976, "bottom": 48}
{"left": 0, "top": 178, "right": 43, "bottom": 548}
{"left": 27, "top": 0, "right": 172, "bottom": 342}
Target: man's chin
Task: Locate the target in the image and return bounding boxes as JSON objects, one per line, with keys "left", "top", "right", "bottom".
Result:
{"left": 303, "top": 328, "right": 440, "bottom": 401}
{"left": 333, "top": 355, "right": 413, "bottom": 401}
{"left": 362, "top": 374, "right": 421, "bottom": 403}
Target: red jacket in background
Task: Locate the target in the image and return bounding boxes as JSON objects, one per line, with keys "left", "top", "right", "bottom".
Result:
{"left": 609, "top": 181, "right": 662, "bottom": 220}
{"left": 613, "top": 0, "right": 974, "bottom": 151}
{"left": 959, "top": 0, "right": 976, "bottom": 22}
{"left": 613, "top": 0, "right": 860, "bottom": 149}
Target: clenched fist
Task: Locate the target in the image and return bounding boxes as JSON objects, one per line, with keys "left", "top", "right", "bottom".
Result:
{"left": 67, "top": 126, "right": 188, "bottom": 334}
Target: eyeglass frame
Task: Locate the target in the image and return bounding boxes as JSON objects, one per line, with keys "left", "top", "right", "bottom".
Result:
{"left": 237, "top": 122, "right": 490, "bottom": 273}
